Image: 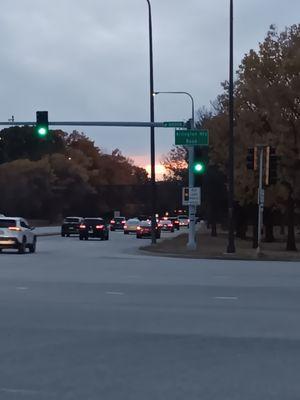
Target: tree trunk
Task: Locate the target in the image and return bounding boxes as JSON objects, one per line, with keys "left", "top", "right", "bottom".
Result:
{"left": 211, "top": 222, "right": 217, "bottom": 237}
{"left": 252, "top": 205, "right": 258, "bottom": 249}
{"left": 264, "top": 207, "right": 275, "bottom": 242}
{"left": 286, "top": 195, "right": 297, "bottom": 251}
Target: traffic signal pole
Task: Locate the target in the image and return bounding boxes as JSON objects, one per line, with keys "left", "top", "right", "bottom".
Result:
{"left": 187, "top": 114, "right": 196, "bottom": 250}
{"left": 257, "top": 146, "right": 264, "bottom": 254}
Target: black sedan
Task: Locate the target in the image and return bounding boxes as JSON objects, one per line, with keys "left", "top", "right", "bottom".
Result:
{"left": 110, "top": 216, "right": 126, "bottom": 231}
{"left": 136, "top": 221, "right": 161, "bottom": 239}
{"left": 79, "top": 218, "right": 109, "bottom": 241}
{"left": 61, "top": 216, "right": 84, "bottom": 237}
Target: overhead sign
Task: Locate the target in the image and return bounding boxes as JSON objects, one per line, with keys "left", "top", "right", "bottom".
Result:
{"left": 182, "top": 187, "right": 201, "bottom": 206}
{"left": 175, "top": 129, "right": 209, "bottom": 146}
{"left": 163, "top": 121, "right": 186, "bottom": 128}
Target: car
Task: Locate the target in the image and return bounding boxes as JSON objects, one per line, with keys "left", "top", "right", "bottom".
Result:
{"left": 136, "top": 221, "right": 161, "bottom": 239}
{"left": 0, "top": 217, "right": 36, "bottom": 254}
{"left": 124, "top": 218, "right": 140, "bottom": 234}
{"left": 158, "top": 219, "right": 175, "bottom": 232}
{"left": 177, "top": 214, "right": 189, "bottom": 227}
{"left": 110, "top": 216, "right": 126, "bottom": 231}
{"left": 79, "top": 218, "right": 109, "bottom": 241}
{"left": 165, "top": 216, "right": 180, "bottom": 231}
{"left": 61, "top": 216, "right": 84, "bottom": 237}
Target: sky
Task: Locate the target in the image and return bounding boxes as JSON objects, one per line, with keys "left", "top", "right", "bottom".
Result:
{"left": 0, "top": 0, "right": 299, "bottom": 172}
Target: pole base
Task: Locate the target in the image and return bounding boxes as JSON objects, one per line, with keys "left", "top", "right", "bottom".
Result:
{"left": 187, "top": 241, "right": 196, "bottom": 250}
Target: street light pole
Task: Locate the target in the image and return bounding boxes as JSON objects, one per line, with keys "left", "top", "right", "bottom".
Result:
{"left": 154, "top": 91, "right": 196, "bottom": 249}
{"left": 227, "top": 0, "right": 236, "bottom": 253}
{"left": 146, "top": 0, "right": 157, "bottom": 245}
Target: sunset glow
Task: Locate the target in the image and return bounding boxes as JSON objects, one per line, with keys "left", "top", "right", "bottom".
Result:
{"left": 145, "top": 164, "right": 166, "bottom": 178}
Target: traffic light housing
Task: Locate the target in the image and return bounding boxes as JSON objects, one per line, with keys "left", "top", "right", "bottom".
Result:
{"left": 193, "top": 146, "right": 208, "bottom": 187}
{"left": 186, "top": 118, "right": 192, "bottom": 129}
{"left": 265, "top": 146, "right": 278, "bottom": 185}
{"left": 246, "top": 147, "right": 258, "bottom": 170}
{"left": 35, "top": 111, "right": 49, "bottom": 137}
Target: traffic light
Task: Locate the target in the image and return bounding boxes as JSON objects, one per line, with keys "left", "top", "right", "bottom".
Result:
{"left": 182, "top": 187, "right": 189, "bottom": 204}
{"left": 35, "top": 111, "right": 49, "bottom": 137}
{"left": 186, "top": 118, "right": 192, "bottom": 129}
{"left": 246, "top": 147, "right": 258, "bottom": 170}
{"left": 193, "top": 146, "right": 208, "bottom": 186}
{"left": 265, "top": 146, "right": 278, "bottom": 185}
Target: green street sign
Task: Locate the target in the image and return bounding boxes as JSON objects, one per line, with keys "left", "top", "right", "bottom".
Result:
{"left": 163, "top": 121, "right": 185, "bottom": 128}
{"left": 175, "top": 129, "right": 209, "bottom": 146}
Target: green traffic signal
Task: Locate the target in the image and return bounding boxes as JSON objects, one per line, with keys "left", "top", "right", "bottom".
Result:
{"left": 35, "top": 111, "right": 49, "bottom": 138}
{"left": 193, "top": 162, "right": 205, "bottom": 174}
{"left": 37, "top": 126, "right": 48, "bottom": 137}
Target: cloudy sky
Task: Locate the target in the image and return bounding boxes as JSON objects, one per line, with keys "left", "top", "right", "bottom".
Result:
{"left": 0, "top": 0, "right": 299, "bottom": 170}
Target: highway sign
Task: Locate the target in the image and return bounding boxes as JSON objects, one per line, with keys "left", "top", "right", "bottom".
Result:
{"left": 163, "top": 121, "right": 185, "bottom": 128}
{"left": 175, "top": 129, "right": 209, "bottom": 146}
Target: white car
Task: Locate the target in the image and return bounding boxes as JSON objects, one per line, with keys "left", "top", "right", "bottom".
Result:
{"left": 177, "top": 215, "right": 189, "bottom": 227}
{"left": 0, "top": 217, "right": 37, "bottom": 254}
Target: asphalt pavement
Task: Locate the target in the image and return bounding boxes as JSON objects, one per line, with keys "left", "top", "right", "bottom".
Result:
{"left": 0, "top": 230, "right": 300, "bottom": 399}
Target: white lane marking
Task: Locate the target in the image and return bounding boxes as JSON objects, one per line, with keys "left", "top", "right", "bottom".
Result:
{"left": 0, "top": 388, "right": 39, "bottom": 394}
{"left": 106, "top": 291, "right": 124, "bottom": 296}
{"left": 16, "top": 286, "right": 28, "bottom": 290}
{"left": 214, "top": 296, "right": 238, "bottom": 300}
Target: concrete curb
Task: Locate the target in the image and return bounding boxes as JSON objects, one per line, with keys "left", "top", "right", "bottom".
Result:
{"left": 139, "top": 246, "right": 300, "bottom": 263}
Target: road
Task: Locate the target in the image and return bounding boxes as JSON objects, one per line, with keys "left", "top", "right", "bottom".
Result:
{"left": 0, "top": 231, "right": 300, "bottom": 399}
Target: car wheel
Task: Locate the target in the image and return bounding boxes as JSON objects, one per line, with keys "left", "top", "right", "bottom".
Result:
{"left": 61, "top": 233, "right": 65, "bottom": 237}
{"left": 67, "top": 234, "right": 70, "bottom": 237}
{"left": 171, "top": 229, "right": 174, "bottom": 233}
{"left": 79, "top": 236, "right": 83, "bottom": 240}
{"left": 18, "top": 238, "right": 26, "bottom": 254}
{"left": 84, "top": 236, "right": 88, "bottom": 241}
{"left": 124, "top": 231, "right": 129, "bottom": 235}
{"left": 29, "top": 237, "right": 37, "bottom": 253}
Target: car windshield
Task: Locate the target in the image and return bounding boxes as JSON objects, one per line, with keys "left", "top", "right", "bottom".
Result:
{"left": 140, "top": 221, "right": 151, "bottom": 227}
{"left": 84, "top": 219, "right": 104, "bottom": 225}
{"left": 178, "top": 215, "right": 188, "bottom": 219}
{"left": 127, "top": 219, "right": 139, "bottom": 224}
{"left": 0, "top": 219, "right": 16, "bottom": 228}
{"left": 64, "top": 218, "right": 80, "bottom": 223}
{"left": 161, "top": 220, "right": 171, "bottom": 225}
{"left": 114, "top": 217, "right": 125, "bottom": 222}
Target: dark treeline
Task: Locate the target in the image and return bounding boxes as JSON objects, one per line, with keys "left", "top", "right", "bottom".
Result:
{"left": 0, "top": 127, "right": 185, "bottom": 221}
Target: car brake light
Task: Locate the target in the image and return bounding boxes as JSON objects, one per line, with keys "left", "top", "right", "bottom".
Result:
{"left": 188, "top": 219, "right": 190, "bottom": 223}
{"left": 96, "top": 225, "right": 104, "bottom": 229}
{"left": 168, "top": 224, "right": 173, "bottom": 227}
{"left": 79, "top": 224, "right": 86, "bottom": 229}
{"left": 137, "top": 226, "right": 141, "bottom": 230}
{"left": 110, "top": 220, "right": 115, "bottom": 224}
{"left": 124, "top": 225, "right": 128, "bottom": 229}
{"left": 8, "top": 226, "right": 22, "bottom": 231}
{"left": 121, "top": 221, "right": 125, "bottom": 224}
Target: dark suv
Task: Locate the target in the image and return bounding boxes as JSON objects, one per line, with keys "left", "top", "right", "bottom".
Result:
{"left": 61, "top": 217, "right": 84, "bottom": 237}
{"left": 79, "top": 218, "right": 109, "bottom": 241}
{"left": 110, "top": 216, "right": 126, "bottom": 231}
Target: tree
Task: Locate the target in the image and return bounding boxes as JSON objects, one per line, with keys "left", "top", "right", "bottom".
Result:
{"left": 207, "top": 25, "right": 300, "bottom": 250}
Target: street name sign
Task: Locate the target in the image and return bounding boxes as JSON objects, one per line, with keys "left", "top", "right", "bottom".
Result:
{"left": 175, "top": 129, "right": 209, "bottom": 146}
{"left": 163, "top": 121, "right": 185, "bottom": 128}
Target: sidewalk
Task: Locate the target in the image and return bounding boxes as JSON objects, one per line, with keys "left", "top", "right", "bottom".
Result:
{"left": 141, "top": 230, "right": 300, "bottom": 262}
